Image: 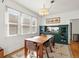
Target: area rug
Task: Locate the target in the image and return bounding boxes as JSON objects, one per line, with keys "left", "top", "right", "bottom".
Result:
{"left": 43, "top": 44, "right": 72, "bottom": 58}
{"left": 5, "top": 43, "right": 72, "bottom": 58}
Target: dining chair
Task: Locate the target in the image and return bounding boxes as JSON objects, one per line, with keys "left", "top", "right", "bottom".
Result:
{"left": 26, "top": 41, "right": 37, "bottom": 58}
{"left": 43, "top": 35, "right": 55, "bottom": 58}
{"left": 50, "top": 35, "right": 55, "bottom": 48}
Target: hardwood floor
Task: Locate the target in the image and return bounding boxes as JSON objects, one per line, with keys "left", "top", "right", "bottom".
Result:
{"left": 5, "top": 44, "right": 71, "bottom": 58}
{"left": 70, "top": 41, "right": 79, "bottom": 58}
{"left": 4, "top": 47, "right": 24, "bottom": 58}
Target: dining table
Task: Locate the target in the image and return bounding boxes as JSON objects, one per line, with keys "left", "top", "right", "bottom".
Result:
{"left": 24, "top": 35, "right": 53, "bottom": 58}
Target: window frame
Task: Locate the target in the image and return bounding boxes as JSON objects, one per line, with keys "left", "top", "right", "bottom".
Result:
{"left": 6, "top": 7, "right": 38, "bottom": 36}
{"left": 21, "top": 14, "right": 31, "bottom": 35}
{"left": 31, "top": 17, "right": 38, "bottom": 34}
{"left": 6, "top": 8, "right": 20, "bottom": 36}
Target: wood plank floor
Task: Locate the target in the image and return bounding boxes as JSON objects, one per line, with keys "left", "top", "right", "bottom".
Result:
{"left": 70, "top": 41, "right": 79, "bottom": 58}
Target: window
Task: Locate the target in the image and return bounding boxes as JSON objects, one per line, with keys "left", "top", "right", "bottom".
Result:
{"left": 21, "top": 14, "right": 38, "bottom": 34}
{"left": 6, "top": 8, "right": 38, "bottom": 36}
{"left": 31, "top": 17, "right": 37, "bottom": 33}
{"left": 21, "top": 14, "right": 31, "bottom": 34}
{"left": 7, "top": 8, "right": 20, "bottom": 36}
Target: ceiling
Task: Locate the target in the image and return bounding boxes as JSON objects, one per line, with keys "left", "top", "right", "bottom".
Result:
{"left": 13, "top": 0, "right": 79, "bottom": 15}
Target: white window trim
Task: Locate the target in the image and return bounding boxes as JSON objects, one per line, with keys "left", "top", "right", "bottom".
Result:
{"left": 21, "top": 14, "right": 31, "bottom": 35}
{"left": 31, "top": 17, "right": 38, "bottom": 34}
{"left": 6, "top": 7, "right": 38, "bottom": 36}
{"left": 6, "top": 8, "right": 20, "bottom": 36}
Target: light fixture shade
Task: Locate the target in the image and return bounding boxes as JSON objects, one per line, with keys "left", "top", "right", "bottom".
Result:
{"left": 39, "top": 8, "right": 48, "bottom": 16}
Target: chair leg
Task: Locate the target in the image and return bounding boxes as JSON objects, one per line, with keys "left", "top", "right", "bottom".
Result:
{"left": 45, "top": 47, "right": 49, "bottom": 58}
{"left": 52, "top": 42, "right": 55, "bottom": 48}
{"left": 50, "top": 46, "right": 53, "bottom": 52}
{"left": 49, "top": 43, "right": 53, "bottom": 52}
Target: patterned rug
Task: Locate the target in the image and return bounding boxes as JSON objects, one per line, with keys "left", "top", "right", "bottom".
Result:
{"left": 5, "top": 43, "right": 72, "bottom": 58}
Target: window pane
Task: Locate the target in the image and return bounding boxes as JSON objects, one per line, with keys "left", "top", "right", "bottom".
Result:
{"left": 9, "top": 14, "right": 18, "bottom": 23}
{"left": 32, "top": 17, "right": 37, "bottom": 26}
{"left": 23, "top": 26, "right": 30, "bottom": 34}
{"left": 22, "top": 14, "right": 31, "bottom": 24}
{"left": 9, "top": 25, "right": 18, "bottom": 35}
{"left": 23, "top": 18, "right": 30, "bottom": 24}
{"left": 8, "top": 8, "right": 20, "bottom": 23}
{"left": 31, "top": 26, "right": 37, "bottom": 33}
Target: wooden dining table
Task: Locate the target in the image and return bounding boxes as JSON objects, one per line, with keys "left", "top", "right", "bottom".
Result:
{"left": 24, "top": 35, "right": 53, "bottom": 58}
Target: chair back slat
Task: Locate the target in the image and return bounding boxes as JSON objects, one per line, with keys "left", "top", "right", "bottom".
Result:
{"left": 26, "top": 41, "right": 36, "bottom": 51}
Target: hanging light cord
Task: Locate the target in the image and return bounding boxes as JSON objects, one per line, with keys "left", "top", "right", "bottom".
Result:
{"left": 48, "top": 0, "right": 54, "bottom": 11}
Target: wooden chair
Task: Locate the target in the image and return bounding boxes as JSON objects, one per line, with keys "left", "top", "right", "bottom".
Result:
{"left": 26, "top": 41, "right": 37, "bottom": 58}
{"left": 50, "top": 36, "right": 55, "bottom": 48}
{"left": 43, "top": 35, "right": 55, "bottom": 58}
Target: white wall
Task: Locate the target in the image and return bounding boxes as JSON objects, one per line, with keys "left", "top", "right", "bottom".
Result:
{"left": 71, "top": 19, "right": 79, "bottom": 40}
{"left": 71, "top": 19, "right": 79, "bottom": 34}
{"left": 40, "top": 10, "right": 79, "bottom": 44}
{"left": 40, "top": 10, "right": 79, "bottom": 26}
{"left": 0, "top": 0, "right": 40, "bottom": 55}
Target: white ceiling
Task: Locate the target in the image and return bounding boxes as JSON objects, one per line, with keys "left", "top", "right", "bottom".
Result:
{"left": 13, "top": 0, "right": 79, "bottom": 15}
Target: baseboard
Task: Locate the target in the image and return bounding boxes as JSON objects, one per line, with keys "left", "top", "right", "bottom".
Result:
{"left": 4, "top": 47, "right": 24, "bottom": 57}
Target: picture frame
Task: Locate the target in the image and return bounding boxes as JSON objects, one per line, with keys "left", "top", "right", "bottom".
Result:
{"left": 46, "top": 17, "right": 60, "bottom": 24}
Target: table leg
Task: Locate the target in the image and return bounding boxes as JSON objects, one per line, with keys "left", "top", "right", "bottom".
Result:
{"left": 36, "top": 43, "right": 39, "bottom": 58}
{"left": 38, "top": 44, "right": 43, "bottom": 58}
{"left": 25, "top": 40, "right": 28, "bottom": 58}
